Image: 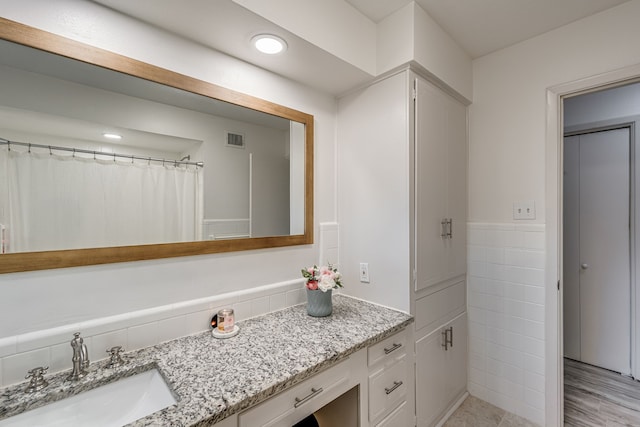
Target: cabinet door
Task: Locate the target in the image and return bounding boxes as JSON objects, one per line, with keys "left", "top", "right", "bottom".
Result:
{"left": 445, "top": 96, "right": 467, "bottom": 279}
{"left": 443, "top": 313, "right": 467, "bottom": 405}
{"left": 415, "top": 326, "right": 447, "bottom": 427}
{"left": 416, "top": 313, "right": 467, "bottom": 427}
{"left": 415, "top": 78, "right": 467, "bottom": 291}
{"left": 415, "top": 78, "right": 448, "bottom": 291}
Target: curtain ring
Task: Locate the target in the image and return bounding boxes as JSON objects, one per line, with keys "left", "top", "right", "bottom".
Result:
{"left": 49, "top": 146, "right": 52, "bottom": 155}
{"left": 163, "top": 159, "right": 165, "bottom": 167}
{"left": 148, "top": 157, "right": 151, "bottom": 165}
{"left": 94, "top": 151, "right": 96, "bottom": 160}
{"left": 131, "top": 155, "right": 134, "bottom": 164}
{"left": 28, "top": 143, "right": 31, "bottom": 153}
{"left": 174, "top": 160, "right": 178, "bottom": 167}
{"left": 7, "top": 141, "right": 10, "bottom": 151}
{"left": 113, "top": 153, "right": 116, "bottom": 162}
{"left": 72, "top": 148, "right": 76, "bottom": 157}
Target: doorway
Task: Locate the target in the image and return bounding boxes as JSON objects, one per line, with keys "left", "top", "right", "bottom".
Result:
{"left": 562, "top": 126, "right": 631, "bottom": 375}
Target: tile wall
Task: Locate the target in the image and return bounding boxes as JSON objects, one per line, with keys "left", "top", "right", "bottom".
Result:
{"left": 467, "top": 222, "right": 546, "bottom": 426}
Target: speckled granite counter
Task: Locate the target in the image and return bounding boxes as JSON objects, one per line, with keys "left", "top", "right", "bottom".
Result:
{"left": 0, "top": 295, "right": 413, "bottom": 426}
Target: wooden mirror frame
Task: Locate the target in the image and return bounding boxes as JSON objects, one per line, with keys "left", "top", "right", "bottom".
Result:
{"left": 0, "top": 18, "right": 314, "bottom": 274}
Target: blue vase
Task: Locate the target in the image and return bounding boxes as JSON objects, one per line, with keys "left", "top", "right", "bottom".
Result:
{"left": 306, "top": 289, "right": 333, "bottom": 317}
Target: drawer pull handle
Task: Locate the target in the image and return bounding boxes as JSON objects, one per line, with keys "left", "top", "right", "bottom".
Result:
{"left": 385, "top": 381, "right": 403, "bottom": 395}
{"left": 384, "top": 343, "right": 402, "bottom": 354}
{"left": 294, "top": 387, "right": 323, "bottom": 408}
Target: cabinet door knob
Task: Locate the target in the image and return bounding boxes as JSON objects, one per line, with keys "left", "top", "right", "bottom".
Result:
{"left": 581, "top": 263, "right": 589, "bottom": 270}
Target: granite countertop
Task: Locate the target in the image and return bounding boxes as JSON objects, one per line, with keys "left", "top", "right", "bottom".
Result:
{"left": 0, "top": 295, "right": 413, "bottom": 426}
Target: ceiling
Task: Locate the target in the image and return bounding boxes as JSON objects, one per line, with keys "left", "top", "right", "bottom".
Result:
{"left": 346, "top": 0, "right": 631, "bottom": 58}
{"left": 92, "top": 0, "right": 631, "bottom": 93}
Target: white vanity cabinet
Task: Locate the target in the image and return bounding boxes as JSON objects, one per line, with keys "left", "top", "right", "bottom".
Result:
{"left": 416, "top": 312, "right": 467, "bottom": 427}
{"left": 338, "top": 66, "right": 468, "bottom": 427}
{"left": 367, "top": 328, "right": 412, "bottom": 426}
{"left": 238, "top": 348, "right": 367, "bottom": 427}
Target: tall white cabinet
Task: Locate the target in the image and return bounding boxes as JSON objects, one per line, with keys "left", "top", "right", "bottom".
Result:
{"left": 338, "top": 67, "right": 468, "bottom": 427}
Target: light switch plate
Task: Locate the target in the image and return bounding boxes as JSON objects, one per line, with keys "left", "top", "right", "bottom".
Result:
{"left": 513, "top": 201, "right": 535, "bottom": 220}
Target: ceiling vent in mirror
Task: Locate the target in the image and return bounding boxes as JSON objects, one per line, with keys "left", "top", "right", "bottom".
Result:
{"left": 225, "top": 131, "right": 245, "bottom": 149}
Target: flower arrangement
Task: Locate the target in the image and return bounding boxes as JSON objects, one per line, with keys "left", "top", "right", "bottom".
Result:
{"left": 301, "top": 264, "right": 343, "bottom": 292}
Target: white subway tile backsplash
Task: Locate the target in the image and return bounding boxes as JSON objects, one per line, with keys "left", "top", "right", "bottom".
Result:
{"left": 157, "top": 317, "right": 186, "bottom": 344}
{"left": 286, "top": 288, "right": 305, "bottom": 306}
{"left": 468, "top": 221, "right": 546, "bottom": 427}
{"left": 16, "top": 323, "right": 81, "bottom": 353}
{"left": 0, "top": 279, "right": 306, "bottom": 388}
{"left": 0, "top": 337, "right": 17, "bottom": 358}
{"left": 3, "top": 347, "right": 50, "bottom": 386}
{"left": 523, "top": 354, "right": 545, "bottom": 376}
{"left": 250, "top": 296, "right": 270, "bottom": 318}
{"left": 524, "top": 371, "right": 545, "bottom": 393}
{"left": 127, "top": 323, "right": 159, "bottom": 351}
{"left": 269, "top": 293, "right": 287, "bottom": 312}
{"left": 50, "top": 341, "right": 72, "bottom": 373}
{"left": 524, "top": 387, "right": 545, "bottom": 410}
{"left": 184, "top": 309, "right": 213, "bottom": 336}
{"left": 90, "top": 330, "right": 128, "bottom": 362}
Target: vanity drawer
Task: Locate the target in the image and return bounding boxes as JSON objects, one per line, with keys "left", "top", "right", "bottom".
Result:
{"left": 368, "top": 328, "right": 408, "bottom": 367}
{"left": 368, "top": 354, "right": 407, "bottom": 421}
{"left": 415, "top": 280, "right": 465, "bottom": 334}
{"left": 375, "top": 401, "right": 409, "bottom": 427}
{"left": 238, "top": 350, "right": 363, "bottom": 427}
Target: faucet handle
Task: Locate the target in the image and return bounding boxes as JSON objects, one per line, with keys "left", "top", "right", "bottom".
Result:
{"left": 106, "top": 346, "right": 125, "bottom": 368}
{"left": 25, "top": 366, "right": 49, "bottom": 393}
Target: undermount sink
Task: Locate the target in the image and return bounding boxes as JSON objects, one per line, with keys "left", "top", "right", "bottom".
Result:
{"left": 0, "top": 368, "right": 176, "bottom": 427}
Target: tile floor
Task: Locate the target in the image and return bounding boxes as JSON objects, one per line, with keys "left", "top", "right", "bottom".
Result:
{"left": 443, "top": 396, "right": 538, "bottom": 427}
{"left": 564, "top": 358, "right": 640, "bottom": 426}
{"left": 437, "top": 357, "right": 640, "bottom": 427}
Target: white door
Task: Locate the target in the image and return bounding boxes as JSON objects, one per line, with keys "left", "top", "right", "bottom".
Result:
{"left": 563, "top": 127, "right": 631, "bottom": 374}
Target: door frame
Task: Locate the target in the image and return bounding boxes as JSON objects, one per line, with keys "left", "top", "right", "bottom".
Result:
{"left": 546, "top": 63, "right": 640, "bottom": 426}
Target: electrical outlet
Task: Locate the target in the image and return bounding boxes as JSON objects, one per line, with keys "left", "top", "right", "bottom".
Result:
{"left": 359, "top": 263, "right": 370, "bottom": 283}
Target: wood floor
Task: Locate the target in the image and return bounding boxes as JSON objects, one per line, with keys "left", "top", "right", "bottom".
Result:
{"left": 564, "top": 358, "right": 640, "bottom": 426}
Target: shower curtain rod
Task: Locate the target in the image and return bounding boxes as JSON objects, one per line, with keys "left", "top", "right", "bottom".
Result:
{"left": 0, "top": 138, "right": 204, "bottom": 167}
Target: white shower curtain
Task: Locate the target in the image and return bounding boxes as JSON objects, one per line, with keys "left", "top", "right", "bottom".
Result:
{"left": 0, "top": 149, "right": 203, "bottom": 252}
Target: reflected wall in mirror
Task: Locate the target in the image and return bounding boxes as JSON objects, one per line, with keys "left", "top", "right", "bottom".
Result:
{"left": 0, "top": 18, "right": 313, "bottom": 274}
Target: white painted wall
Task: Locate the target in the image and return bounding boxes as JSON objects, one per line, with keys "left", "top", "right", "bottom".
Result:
{"left": 470, "top": 0, "right": 640, "bottom": 224}
{"left": 376, "top": 2, "right": 472, "bottom": 102}
{"left": 564, "top": 81, "right": 640, "bottom": 128}
{"left": 0, "top": 0, "right": 336, "bottom": 337}
{"left": 469, "top": 1, "right": 640, "bottom": 425}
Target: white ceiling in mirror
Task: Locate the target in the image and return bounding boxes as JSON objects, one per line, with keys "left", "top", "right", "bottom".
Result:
{"left": 0, "top": 106, "right": 201, "bottom": 154}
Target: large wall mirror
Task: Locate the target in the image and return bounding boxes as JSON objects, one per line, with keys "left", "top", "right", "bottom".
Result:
{"left": 0, "top": 18, "right": 314, "bottom": 274}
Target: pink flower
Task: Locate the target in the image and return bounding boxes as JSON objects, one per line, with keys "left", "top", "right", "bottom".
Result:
{"left": 306, "top": 280, "right": 318, "bottom": 290}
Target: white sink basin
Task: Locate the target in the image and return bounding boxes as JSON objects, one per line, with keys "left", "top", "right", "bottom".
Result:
{"left": 0, "top": 368, "right": 176, "bottom": 427}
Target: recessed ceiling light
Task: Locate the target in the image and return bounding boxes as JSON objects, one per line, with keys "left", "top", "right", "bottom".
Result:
{"left": 103, "top": 133, "right": 122, "bottom": 140}
{"left": 251, "top": 34, "right": 287, "bottom": 55}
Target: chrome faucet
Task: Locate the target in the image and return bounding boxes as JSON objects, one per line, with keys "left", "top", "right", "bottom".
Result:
{"left": 67, "top": 332, "right": 89, "bottom": 381}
